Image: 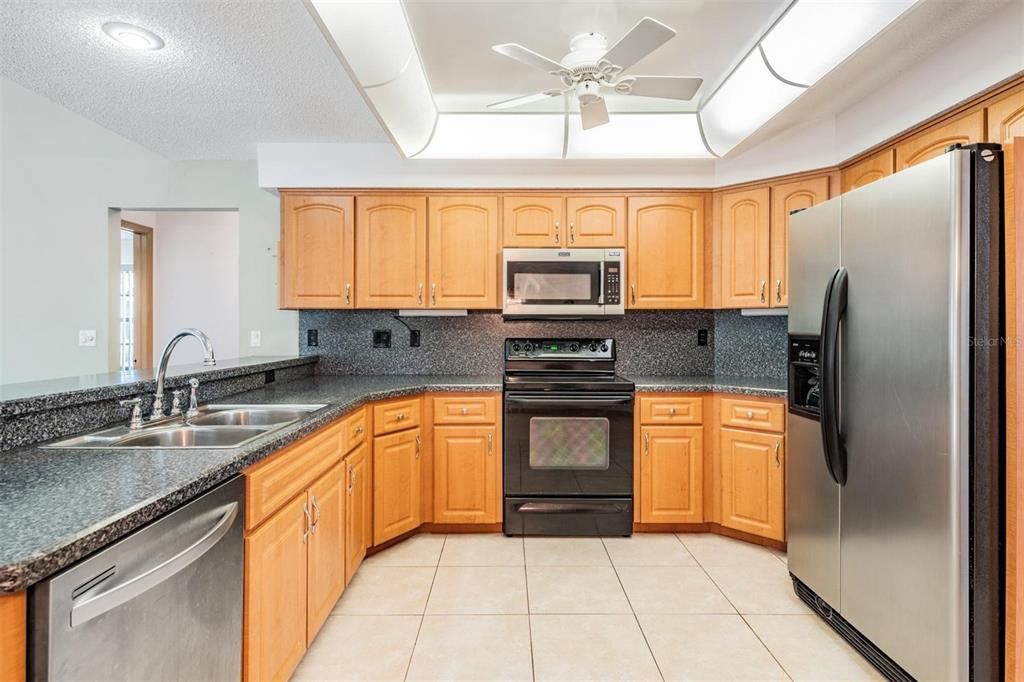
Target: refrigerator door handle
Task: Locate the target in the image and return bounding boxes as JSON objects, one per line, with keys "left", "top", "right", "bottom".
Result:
{"left": 819, "top": 267, "right": 848, "bottom": 485}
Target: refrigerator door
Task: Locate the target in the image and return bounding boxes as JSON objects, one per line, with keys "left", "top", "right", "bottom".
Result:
{"left": 838, "top": 151, "right": 968, "bottom": 680}
{"left": 788, "top": 198, "right": 841, "bottom": 335}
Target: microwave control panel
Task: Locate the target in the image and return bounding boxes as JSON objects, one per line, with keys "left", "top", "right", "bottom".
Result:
{"left": 604, "top": 261, "right": 621, "bottom": 305}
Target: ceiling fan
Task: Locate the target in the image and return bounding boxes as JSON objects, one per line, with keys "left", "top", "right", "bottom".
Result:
{"left": 488, "top": 17, "right": 703, "bottom": 130}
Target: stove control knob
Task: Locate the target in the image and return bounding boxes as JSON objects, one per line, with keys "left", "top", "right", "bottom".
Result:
{"left": 569, "top": 342, "right": 580, "bottom": 352}
{"left": 511, "top": 343, "right": 521, "bottom": 352}
{"left": 588, "top": 343, "right": 598, "bottom": 352}
{"left": 523, "top": 343, "right": 533, "bottom": 352}
{"left": 600, "top": 343, "right": 608, "bottom": 352}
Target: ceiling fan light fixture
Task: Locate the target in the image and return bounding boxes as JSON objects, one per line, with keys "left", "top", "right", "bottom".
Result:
{"left": 101, "top": 22, "right": 164, "bottom": 50}
{"left": 575, "top": 80, "right": 602, "bottom": 104}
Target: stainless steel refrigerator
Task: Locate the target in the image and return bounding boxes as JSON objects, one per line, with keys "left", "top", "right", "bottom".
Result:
{"left": 786, "top": 144, "right": 1003, "bottom": 681}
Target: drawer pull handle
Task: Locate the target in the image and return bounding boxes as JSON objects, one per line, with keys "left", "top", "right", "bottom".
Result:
{"left": 461, "top": 407, "right": 469, "bottom": 415}
{"left": 396, "top": 412, "right": 406, "bottom": 421}
{"left": 746, "top": 410, "right": 754, "bottom": 419}
{"left": 354, "top": 425, "right": 364, "bottom": 435}
{"left": 669, "top": 407, "right": 677, "bottom": 416}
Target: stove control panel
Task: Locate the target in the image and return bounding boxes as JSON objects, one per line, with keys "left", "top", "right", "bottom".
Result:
{"left": 505, "top": 338, "right": 615, "bottom": 360}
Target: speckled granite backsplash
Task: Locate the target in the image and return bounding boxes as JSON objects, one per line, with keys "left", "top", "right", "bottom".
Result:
{"left": 299, "top": 310, "right": 788, "bottom": 379}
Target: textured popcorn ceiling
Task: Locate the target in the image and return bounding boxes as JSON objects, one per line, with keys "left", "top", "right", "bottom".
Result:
{"left": 0, "top": 0, "right": 388, "bottom": 160}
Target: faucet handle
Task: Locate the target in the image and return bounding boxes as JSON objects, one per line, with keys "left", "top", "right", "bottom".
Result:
{"left": 119, "top": 398, "right": 144, "bottom": 430}
{"left": 185, "top": 378, "right": 201, "bottom": 418}
{"left": 170, "top": 390, "right": 184, "bottom": 416}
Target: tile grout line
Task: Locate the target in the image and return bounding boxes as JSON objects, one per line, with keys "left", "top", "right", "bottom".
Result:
{"left": 402, "top": 534, "right": 447, "bottom": 682}
{"left": 521, "top": 537, "right": 536, "bottom": 682}
{"left": 601, "top": 536, "right": 667, "bottom": 682}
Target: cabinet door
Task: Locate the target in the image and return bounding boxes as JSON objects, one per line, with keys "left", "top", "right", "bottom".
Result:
{"left": 840, "top": 148, "right": 895, "bottom": 194}
{"left": 895, "top": 110, "right": 985, "bottom": 170}
{"left": 244, "top": 493, "right": 309, "bottom": 682}
{"left": 986, "top": 87, "right": 1024, "bottom": 143}
{"left": 373, "top": 428, "right": 422, "bottom": 544}
{"left": 720, "top": 428, "right": 785, "bottom": 541}
{"left": 345, "top": 441, "right": 370, "bottom": 585}
{"left": 639, "top": 426, "right": 703, "bottom": 524}
{"left": 356, "top": 195, "right": 427, "bottom": 308}
{"left": 428, "top": 196, "right": 499, "bottom": 309}
{"left": 280, "top": 194, "right": 354, "bottom": 309}
{"left": 566, "top": 196, "right": 626, "bottom": 247}
{"left": 770, "top": 177, "right": 829, "bottom": 308}
{"left": 627, "top": 196, "right": 705, "bottom": 308}
{"left": 502, "top": 196, "right": 564, "bottom": 247}
{"left": 433, "top": 425, "right": 498, "bottom": 524}
{"left": 306, "top": 462, "right": 346, "bottom": 646}
{"left": 720, "top": 187, "right": 771, "bottom": 308}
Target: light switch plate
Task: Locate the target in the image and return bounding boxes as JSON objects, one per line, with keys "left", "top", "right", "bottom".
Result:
{"left": 78, "top": 330, "right": 97, "bottom": 347}
{"left": 250, "top": 329, "right": 262, "bottom": 347}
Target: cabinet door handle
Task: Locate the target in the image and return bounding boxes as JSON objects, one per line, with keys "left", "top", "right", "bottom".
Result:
{"left": 554, "top": 221, "right": 560, "bottom": 244}
{"left": 417, "top": 282, "right": 424, "bottom": 304}
{"left": 775, "top": 280, "right": 782, "bottom": 303}
{"left": 630, "top": 284, "right": 637, "bottom": 305}
{"left": 774, "top": 441, "right": 781, "bottom": 467}
{"left": 415, "top": 434, "right": 421, "bottom": 459}
{"left": 644, "top": 431, "right": 650, "bottom": 455}
{"left": 345, "top": 282, "right": 351, "bottom": 304}
{"left": 569, "top": 222, "right": 575, "bottom": 244}
{"left": 487, "top": 432, "right": 493, "bottom": 455}
{"left": 431, "top": 282, "right": 437, "bottom": 306}
{"left": 310, "top": 495, "right": 321, "bottom": 533}
{"left": 760, "top": 280, "right": 767, "bottom": 303}
{"left": 348, "top": 465, "right": 354, "bottom": 495}
{"left": 302, "top": 502, "right": 311, "bottom": 544}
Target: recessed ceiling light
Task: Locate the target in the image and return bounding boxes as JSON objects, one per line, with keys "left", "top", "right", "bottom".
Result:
{"left": 101, "top": 21, "right": 164, "bottom": 50}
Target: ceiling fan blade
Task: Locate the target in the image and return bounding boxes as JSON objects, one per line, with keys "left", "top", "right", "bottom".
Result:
{"left": 620, "top": 76, "right": 703, "bottom": 100}
{"left": 488, "top": 89, "right": 564, "bottom": 110}
{"left": 580, "top": 98, "right": 610, "bottom": 130}
{"left": 601, "top": 17, "right": 676, "bottom": 72}
{"left": 492, "top": 43, "right": 568, "bottom": 74}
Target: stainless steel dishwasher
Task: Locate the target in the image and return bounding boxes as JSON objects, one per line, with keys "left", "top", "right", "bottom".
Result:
{"left": 30, "top": 476, "right": 244, "bottom": 681}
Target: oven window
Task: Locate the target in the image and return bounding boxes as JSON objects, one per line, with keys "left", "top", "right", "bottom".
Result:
{"left": 528, "top": 417, "right": 609, "bottom": 470}
{"left": 507, "top": 262, "right": 600, "bottom": 304}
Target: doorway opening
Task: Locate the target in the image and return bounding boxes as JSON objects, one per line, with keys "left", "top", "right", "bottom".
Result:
{"left": 119, "top": 220, "right": 153, "bottom": 370}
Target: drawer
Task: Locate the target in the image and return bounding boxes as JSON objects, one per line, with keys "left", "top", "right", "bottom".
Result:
{"left": 244, "top": 421, "right": 343, "bottom": 530}
{"left": 339, "top": 407, "right": 367, "bottom": 454}
{"left": 373, "top": 397, "right": 421, "bottom": 436}
{"left": 638, "top": 395, "right": 703, "bottom": 425}
{"left": 432, "top": 394, "right": 498, "bottom": 425}
{"left": 718, "top": 397, "right": 785, "bottom": 433}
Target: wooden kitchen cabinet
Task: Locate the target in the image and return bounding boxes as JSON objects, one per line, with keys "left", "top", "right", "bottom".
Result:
{"left": 719, "top": 427, "right": 785, "bottom": 541}
{"left": 305, "top": 462, "right": 346, "bottom": 646}
{"left": 840, "top": 148, "right": 895, "bottom": 194}
{"left": 373, "top": 427, "right": 423, "bottom": 544}
{"left": 639, "top": 425, "right": 704, "bottom": 524}
{"left": 244, "top": 492, "right": 309, "bottom": 682}
{"left": 345, "top": 441, "right": 370, "bottom": 585}
{"left": 769, "top": 177, "right": 829, "bottom": 307}
{"left": 627, "top": 195, "right": 705, "bottom": 308}
{"left": 279, "top": 193, "right": 355, "bottom": 309}
{"left": 0, "top": 592, "right": 26, "bottom": 682}
{"left": 502, "top": 195, "right": 564, "bottom": 247}
{"left": 433, "top": 425, "right": 499, "bottom": 524}
{"left": 428, "top": 196, "right": 499, "bottom": 309}
{"left": 356, "top": 195, "right": 427, "bottom": 308}
{"left": 719, "top": 187, "right": 771, "bottom": 308}
{"left": 566, "top": 196, "right": 626, "bottom": 247}
{"left": 986, "top": 87, "right": 1024, "bottom": 143}
{"left": 895, "top": 110, "right": 986, "bottom": 170}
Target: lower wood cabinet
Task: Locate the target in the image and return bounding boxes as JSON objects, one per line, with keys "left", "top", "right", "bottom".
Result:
{"left": 305, "top": 463, "right": 347, "bottom": 647}
{"left": 433, "top": 425, "right": 499, "bottom": 524}
{"left": 345, "top": 440, "right": 371, "bottom": 585}
{"left": 719, "top": 427, "right": 785, "bottom": 541}
{"left": 638, "top": 425, "right": 704, "bottom": 523}
{"left": 373, "top": 427, "right": 422, "bottom": 544}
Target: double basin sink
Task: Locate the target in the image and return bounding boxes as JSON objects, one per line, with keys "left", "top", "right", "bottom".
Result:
{"left": 47, "top": 404, "right": 326, "bottom": 449}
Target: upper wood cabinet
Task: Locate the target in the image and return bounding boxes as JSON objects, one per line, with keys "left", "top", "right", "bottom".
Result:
{"left": 986, "top": 87, "right": 1024, "bottom": 143}
{"left": 566, "top": 196, "right": 626, "bottom": 247}
{"left": 306, "top": 463, "right": 347, "bottom": 647}
{"left": 639, "top": 425, "right": 704, "bottom": 524}
{"left": 356, "top": 196, "right": 427, "bottom": 308}
{"left": 770, "top": 177, "right": 829, "bottom": 308}
{"left": 428, "top": 196, "right": 499, "bottom": 309}
{"left": 433, "top": 425, "right": 499, "bottom": 524}
{"left": 345, "top": 441, "right": 370, "bottom": 585}
{"left": 719, "top": 187, "right": 771, "bottom": 308}
{"left": 502, "top": 195, "right": 564, "bottom": 247}
{"left": 720, "top": 427, "right": 785, "bottom": 542}
{"left": 279, "top": 194, "right": 354, "bottom": 309}
{"left": 373, "top": 427, "right": 423, "bottom": 545}
{"left": 895, "top": 110, "right": 986, "bottom": 170}
{"left": 840, "top": 149, "right": 895, "bottom": 194}
{"left": 627, "top": 195, "right": 705, "bottom": 308}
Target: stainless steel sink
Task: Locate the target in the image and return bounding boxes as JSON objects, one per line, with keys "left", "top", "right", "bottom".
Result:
{"left": 45, "top": 404, "right": 326, "bottom": 449}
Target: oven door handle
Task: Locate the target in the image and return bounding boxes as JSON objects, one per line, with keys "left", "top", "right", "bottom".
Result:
{"left": 505, "top": 393, "right": 634, "bottom": 406}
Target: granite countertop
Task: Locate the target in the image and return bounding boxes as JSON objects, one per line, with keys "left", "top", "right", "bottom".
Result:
{"left": 0, "top": 372, "right": 783, "bottom": 592}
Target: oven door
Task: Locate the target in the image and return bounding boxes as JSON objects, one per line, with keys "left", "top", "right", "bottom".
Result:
{"left": 503, "top": 392, "right": 633, "bottom": 497}
{"left": 503, "top": 250, "right": 605, "bottom": 317}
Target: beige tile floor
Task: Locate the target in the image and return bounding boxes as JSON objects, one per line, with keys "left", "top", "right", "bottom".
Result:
{"left": 293, "top": 533, "right": 881, "bottom": 682}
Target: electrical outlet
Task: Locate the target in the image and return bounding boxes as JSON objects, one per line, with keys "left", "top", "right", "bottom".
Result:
{"left": 410, "top": 330, "right": 421, "bottom": 347}
{"left": 373, "top": 330, "right": 391, "bottom": 348}
{"left": 307, "top": 329, "right": 319, "bottom": 347}
{"left": 697, "top": 329, "right": 708, "bottom": 346}
{"left": 250, "top": 329, "right": 262, "bottom": 347}
{"left": 78, "top": 329, "right": 97, "bottom": 347}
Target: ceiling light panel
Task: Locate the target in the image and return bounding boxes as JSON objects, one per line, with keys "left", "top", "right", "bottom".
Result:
{"left": 364, "top": 57, "right": 437, "bottom": 156}
{"left": 309, "top": 0, "right": 416, "bottom": 87}
{"left": 415, "top": 114, "right": 564, "bottom": 159}
{"left": 761, "top": 0, "right": 917, "bottom": 86}
{"left": 566, "top": 113, "right": 712, "bottom": 159}
{"left": 699, "top": 48, "right": 805, "bottom": 156}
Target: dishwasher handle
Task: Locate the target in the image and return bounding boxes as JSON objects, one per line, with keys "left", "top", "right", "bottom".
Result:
{"left": 70, "top": 501, "right": 239, "bottom": 627}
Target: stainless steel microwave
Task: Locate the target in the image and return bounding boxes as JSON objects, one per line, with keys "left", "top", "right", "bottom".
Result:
{"left": 502, "top": 248, "right": 625, "bottom": 318}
